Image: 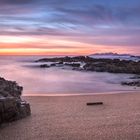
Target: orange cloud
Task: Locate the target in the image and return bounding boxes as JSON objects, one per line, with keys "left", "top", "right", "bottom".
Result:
{"left": 0, "top": 35, "right": 138, "bottom": 56}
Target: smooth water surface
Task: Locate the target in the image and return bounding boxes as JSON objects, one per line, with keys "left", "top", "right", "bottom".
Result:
{"left": 0, "top": 56, "right": 139, "bottom": 95}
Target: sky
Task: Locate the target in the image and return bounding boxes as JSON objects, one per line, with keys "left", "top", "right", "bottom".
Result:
{"left": 0, "top": 0, "right": 140, "bottom": 55}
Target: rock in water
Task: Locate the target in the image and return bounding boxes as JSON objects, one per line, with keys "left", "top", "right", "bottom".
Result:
{"left": 0, "top": 77, "right": 31, "bottom": 125}
{"left": 121, "top": 81, "right": 140, "bottom": 87}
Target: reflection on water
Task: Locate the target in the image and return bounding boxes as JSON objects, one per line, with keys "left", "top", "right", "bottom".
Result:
{"left": 0, "top": 56, "right": 139, "bottom": 95}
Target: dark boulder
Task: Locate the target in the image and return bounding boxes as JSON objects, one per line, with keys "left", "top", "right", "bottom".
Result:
{"left": 121, "top": 81, "right": 140, "bottom": 87}
{"left": 0, "top": 77, "right": 31, "bottom": 125}
{"left": 40, "top": 64, "right": 50, "bottom": 68}
{"left": 50, "top": 63, "right": 56, "bottom": 66}
{"left": 64, "top": 63, "right": 81, "bottom": 67}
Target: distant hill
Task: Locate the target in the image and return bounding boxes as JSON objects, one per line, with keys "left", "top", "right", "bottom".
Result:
{"left": 89, "top": 53, "right": 140, "bottom": 61}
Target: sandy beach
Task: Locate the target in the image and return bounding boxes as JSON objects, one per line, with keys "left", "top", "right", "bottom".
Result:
{"left": 0, "top": 92, "right": 140, "bottom": 140}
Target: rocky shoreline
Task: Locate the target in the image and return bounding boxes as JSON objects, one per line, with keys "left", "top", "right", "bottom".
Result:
{"left": 0, "top": 77, "right": 31, "bottom": 125}
{"left": 35, "top": 56, "right": 140, "bottom": 74}
{"left": 35, "top": 56, "right": 140, "bottom": 87}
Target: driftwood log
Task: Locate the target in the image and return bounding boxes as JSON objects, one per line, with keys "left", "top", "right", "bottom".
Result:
{"left": 86, "top": 102, "right": 103, "bottom": 106}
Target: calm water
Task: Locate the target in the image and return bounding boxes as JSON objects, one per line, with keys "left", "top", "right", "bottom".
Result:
{"left": 0, "top": 56, "right": 139, "bottom": 96}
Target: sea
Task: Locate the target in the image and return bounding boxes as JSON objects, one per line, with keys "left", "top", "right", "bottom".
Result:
{"left": 0, "top": 55, "right": 139, "bottom": 96}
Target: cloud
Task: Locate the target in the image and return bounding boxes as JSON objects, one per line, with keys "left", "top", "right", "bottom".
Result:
{"left": 0, "top": 0, "right": 35, "bottom": 5}
{"left": 0, "top": 0, "right": 140, "bottom": 54}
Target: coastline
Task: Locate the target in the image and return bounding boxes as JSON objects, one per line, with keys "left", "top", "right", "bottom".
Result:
{"left": 1, "top": 92, "right": 140, "bottom": 140}
{"left": 22, "top": 90, "right": 140, "bottom": 97}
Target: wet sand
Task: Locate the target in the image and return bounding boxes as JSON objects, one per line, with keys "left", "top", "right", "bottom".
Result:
{"left": 0, "top": 92, "right": 140, "bottom": 140}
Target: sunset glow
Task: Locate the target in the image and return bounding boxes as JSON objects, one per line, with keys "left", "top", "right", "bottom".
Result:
{"left": 0, "top": 0, "right": 140, "bottom": 55}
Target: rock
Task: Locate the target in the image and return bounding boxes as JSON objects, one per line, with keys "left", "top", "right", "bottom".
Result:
{"left": 57, "top": 61, "right": 63, "bottom": 64}
{"left": 121, "top": 81, "right": 140, "bottom": 87}
{"left": 0, "top": 77, "right": 31, "bottom": 125}
{"left": 35, "top": 56, "right": 140, "bottom": 74}
{"left": 64, "top": 63, "right": 81, "bottom": 67}
{"left": 0, "top": 77, "right": 22, "bottom": 98}
{"left": 40, "top": 64, "right": 50, "bottom": 68}
{"left": 18, "top": 101, "right": 31, "bottom": 118}
{"left": 129, "top": 75, "right": 140, "bottom": 79}
{"left": 0, "top": 98, "right": 18, "bottom": 122}
{"left": 83, "top": 59, "right": 140, "bottom": 74}
{"left": 50, "top": 63, "right": 56, "bottom": 66}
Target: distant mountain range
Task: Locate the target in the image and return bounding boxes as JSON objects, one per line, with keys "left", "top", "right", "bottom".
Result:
{"left": 89, "top": 53, "right": 140, "bottom": 61}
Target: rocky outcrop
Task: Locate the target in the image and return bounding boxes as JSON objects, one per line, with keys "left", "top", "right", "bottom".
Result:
{"left": 83, "top": 59, "right": 140, "bottom": 74}
{"left": 0, "top": 77, "right": 31, "bottom": 125}
{"left": 40, "top": 64, "right": 50, "bottom": 68}
{"left": 36, "top": 56, "right": 88, "bottom": 63}
{"left": 121, "top": 81, "right": 140, "bottom": 87}
{"left": 64, "top": 63, "right": 81, "bottom": 67}
{"left": 36, "top": 56, "right": 140, "bottom": 74}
